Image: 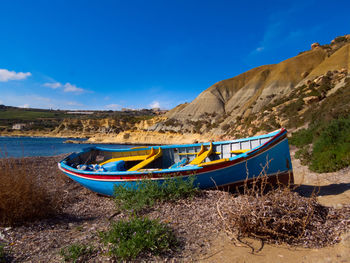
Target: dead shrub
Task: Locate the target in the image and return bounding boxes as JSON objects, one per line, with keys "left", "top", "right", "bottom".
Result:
{"left": 217, "top": 168, "right": 350, "bottom": 251}
{"left": 0, "top": 158, "right": 63, "bottom": 226}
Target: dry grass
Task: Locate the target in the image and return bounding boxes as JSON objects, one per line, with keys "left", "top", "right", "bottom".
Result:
{"left": 217, "top": 169, "right": 350, "bottom": 252}
{"left": 0, "top": 158, "right": 63, "bottom": 226}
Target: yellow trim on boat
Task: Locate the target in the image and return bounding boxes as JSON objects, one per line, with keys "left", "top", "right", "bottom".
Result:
{"left": 99, "top": 155, "right": 149, "bottom": 165}
{"left": 128, "top": 147, "right": 163, "bottom": 171}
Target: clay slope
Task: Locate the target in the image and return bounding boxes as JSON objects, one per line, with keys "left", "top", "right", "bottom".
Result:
{"left": 167, "top": 48, "right": 327, "bottom": 120}
{"left": 306, "top": 43, "right": 350, "bottom": 79}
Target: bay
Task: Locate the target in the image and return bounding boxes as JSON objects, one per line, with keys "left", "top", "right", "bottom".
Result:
{"left": 0, "top": 136, "right": 134, "bottom": 158}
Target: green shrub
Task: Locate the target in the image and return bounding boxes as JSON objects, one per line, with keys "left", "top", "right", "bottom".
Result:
{"left": 295, "top": 147, "right": 312, "bottom": 166}
{"left": 290, "top": 128, "right": 314, "bottom": 147}
{"left": 290, "top": 117, "right": 350, "bottom": 172}
{"left": 60, "top": 243, "right": 94, "bottom": 263}
{"left": 100, "top": 217, "right": 177, "bottom": 260}
{"left": 114, "top": 176, "right": 198, "bottom": 213}
{"left": 310, "top": 118, "right": 350, "bottom": 172}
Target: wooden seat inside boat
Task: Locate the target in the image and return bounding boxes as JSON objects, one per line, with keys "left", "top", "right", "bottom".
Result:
{"left": 98, "top": 147, "right": 163, "bottom": 172}
{"left": 128, "top": 147, "right": 162, "bottom": 171}
{"left": 189, "top": 142, "right": 213, "bottom": 165}
{"left": 99, "top": 153, "right": 149, "bottom": 165}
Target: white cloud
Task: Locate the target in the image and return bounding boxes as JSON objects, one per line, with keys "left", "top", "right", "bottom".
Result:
{"left": 0, "top": 69, "right": 31, "bottom": 82}
{"left": 43, "top": 82, "right": 62, "bottom": 89}
{"left": 149, "top": 101, "right": 160, "bottom": 109}
{"left": 105, "top": 104, "right": 121, "bottom": 110}
{"left": 63, "top": 83, "right": 84, "bottom": 93}
{"left": 256, "top": 47, "right": 264, "bottom": 52}
{"left": 19, "top": 104, "right": 30, "bottom": 108}
{"left": 43, "top": 81, "right": 85, "bottom": 93}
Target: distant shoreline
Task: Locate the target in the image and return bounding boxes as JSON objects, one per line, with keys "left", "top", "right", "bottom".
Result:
{"left": 0, "top": 133, "right": 159, "bottom": 146}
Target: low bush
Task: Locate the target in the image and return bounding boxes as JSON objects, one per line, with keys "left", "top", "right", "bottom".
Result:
{"left": 289, "top": 128, "right": 313, "bottom": 147}
{"left": 100, "top": 217, "right": 177, "bottom": 261}
{"left": 310, "top": 118, "right": 350, "bottom": 172}
{"left": 0, "top": 158, "right": 62, "bottom": 226}
{"left": 219, "top": 186, "right": 350, "bottom": 249}
{"left": 60, "top": 243, "right": 94, "bottom": 263}
{"left": 114, "top": 176, "right": 198, "bottom": 213}
{"left": 290, "top": 117, "right": 350, "bottom": 172}
{"left": 217, "top": 171, "right": 350, "bottom": 250}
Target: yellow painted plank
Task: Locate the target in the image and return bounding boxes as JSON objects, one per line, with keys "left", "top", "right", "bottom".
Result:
{"left": 199, "top": 158, "right": 229, "bottom": 167}
{"left": 99, "top": 155, "right": 149, "bottom": 165}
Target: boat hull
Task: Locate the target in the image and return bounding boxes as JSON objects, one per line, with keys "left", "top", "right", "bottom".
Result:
{"left": 58, "top": 130, "right": 293, "bottom": 196}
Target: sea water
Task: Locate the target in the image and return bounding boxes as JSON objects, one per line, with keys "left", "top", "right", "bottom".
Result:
{"left": 0, "top": 136, "right": 134, "bottom": 158}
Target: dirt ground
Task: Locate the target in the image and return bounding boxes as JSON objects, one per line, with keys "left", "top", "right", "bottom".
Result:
{"left": 1, "top": 147, "right": 350, "bottom": 262}
{"left": 200, "top": 147, "right": 350, "bottom": 263}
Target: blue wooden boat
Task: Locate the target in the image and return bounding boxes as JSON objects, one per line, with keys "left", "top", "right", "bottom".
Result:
{"left": 58, "top": 128, "right": 293, "bottom": 196}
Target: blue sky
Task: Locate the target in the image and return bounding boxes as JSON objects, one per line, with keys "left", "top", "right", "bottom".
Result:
{"left": 0, "top": 0, "right": 349, "bottom": 110}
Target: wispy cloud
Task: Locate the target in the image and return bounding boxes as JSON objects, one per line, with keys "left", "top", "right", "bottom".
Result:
{"left": 149, "top": 101, "right": 160, "bottom": 109}
{"left": 105, "top": 104, "right": 121, "bottom": 110}
{"left": 63, "top": 83, "right": 84, "bottom": 93}
{"left": 0, "top": 69, "right": 31, "bottom": 82}
{"left": 43, "top": 81, "right": 85, "bottom": 94}
{"left": 43, "top": 82, "right": 62, "bottom": 89}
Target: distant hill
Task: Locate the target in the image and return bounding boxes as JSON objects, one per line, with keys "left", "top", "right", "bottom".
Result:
{"left": 0, "top": 106, "right": 158, "bottom": 137}
{"left": 154, "top": 35, "right": 350, "bottom": 137}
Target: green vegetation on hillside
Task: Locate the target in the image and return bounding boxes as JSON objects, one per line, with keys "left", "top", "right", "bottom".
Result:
{"left": 290, "top": 117, "right": 350, "bottom": 173}
{"left": 288, "top": 79, "right": 350, "bottom": 173}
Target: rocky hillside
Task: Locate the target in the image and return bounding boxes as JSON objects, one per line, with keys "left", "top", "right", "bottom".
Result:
{"left": 151, "top": 35, "right": 350, "bottom": 137}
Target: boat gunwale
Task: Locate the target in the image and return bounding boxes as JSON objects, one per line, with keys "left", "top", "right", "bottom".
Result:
{"left": 58, "top": 128, "right": 288, "bottom": 179}
{"left": 75, "top": 129, "right": 283, "bottom": 153}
